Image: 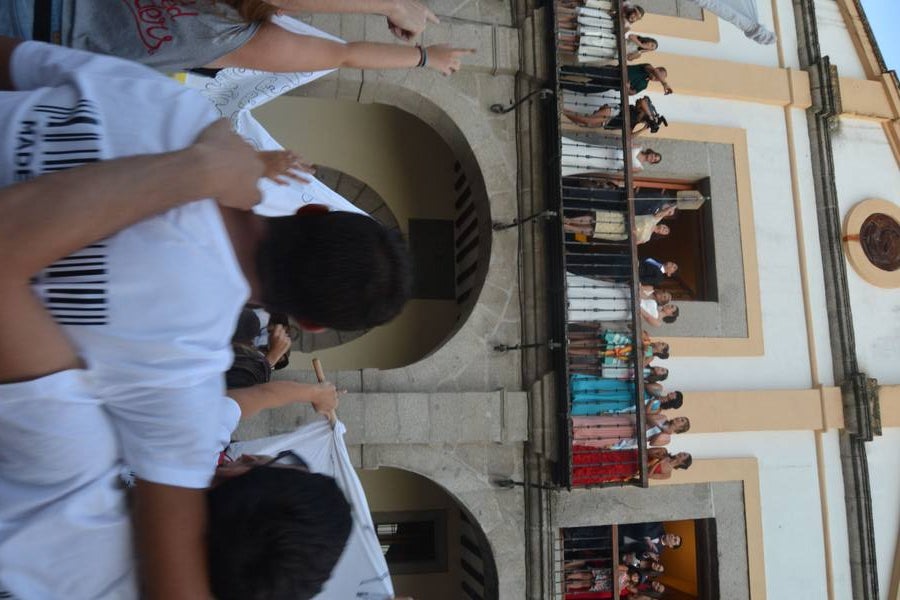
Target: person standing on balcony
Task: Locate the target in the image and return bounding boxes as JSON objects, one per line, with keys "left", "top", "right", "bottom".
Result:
{"left": 561, "top": 63, "right": 673, "bottom": 95}
{"left": 566, "top": 274, "right": 678, "bottom": 326}
{"left": 639, "top": 257, "right": 678, "bottom": 286}
{"left": 571, "top": 413, "right": 691, "bottom": 448}
{"left": 568, "top": 374, "right": 681, "bottom": 415}
{"left": 562, "top": 199, "right": 674, "bottom": 243}
{"left": 561, "top": 138, "right": 663, "bottom": 177}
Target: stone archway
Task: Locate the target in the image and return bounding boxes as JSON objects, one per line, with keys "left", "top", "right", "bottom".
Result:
{"left": 358, "top": 445, "right": 527, "bottom": 599}
{"left": 257, "top": 71, "right": 524, "bottom": 389}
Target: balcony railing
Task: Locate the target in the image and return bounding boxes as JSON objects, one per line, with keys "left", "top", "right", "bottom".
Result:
{"left": 549, "top": 0, "right": 650, "bottom": 489}
{"left": 554, "top": 525, "right": 621, "bottom": 599}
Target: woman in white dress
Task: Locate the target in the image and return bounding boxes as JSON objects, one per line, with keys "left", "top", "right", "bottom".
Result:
{"left": 566, "top": 275, "right": 678, "bottom": 325}
{"left": 561, "top": 138, "right": 661, "bottom": 176}
{"left": 562, "top": 201, "right": 674, "bottom": 244}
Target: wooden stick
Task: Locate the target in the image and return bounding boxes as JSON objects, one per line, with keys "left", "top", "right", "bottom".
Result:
{"left": 311, "top": 358, "right": 337, "bottom": 427}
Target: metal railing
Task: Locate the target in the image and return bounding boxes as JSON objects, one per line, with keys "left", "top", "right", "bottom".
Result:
{"left": 550, "top": 0, "right": 649, "bottom": 489}
{"left": 553, "top": 525, "right": 621, "bottom": 599}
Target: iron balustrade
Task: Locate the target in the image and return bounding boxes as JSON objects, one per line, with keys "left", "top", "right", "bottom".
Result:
{"left": 551, "top": 0, "right": 649, "bottom": 490}
{"left": 553, "top": 525, "right": 621, "bottom": 599}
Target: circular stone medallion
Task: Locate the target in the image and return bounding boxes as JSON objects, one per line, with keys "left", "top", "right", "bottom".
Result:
{"left": 859, "top": 213, "right": 900, "bottom": 272}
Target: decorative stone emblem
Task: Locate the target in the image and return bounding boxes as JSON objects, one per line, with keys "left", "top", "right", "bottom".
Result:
{"left": 843, "top": 199, "right": 900, "bottom": 287}
{"left": 859, "top": 213, "right": 900, "bottom": 272}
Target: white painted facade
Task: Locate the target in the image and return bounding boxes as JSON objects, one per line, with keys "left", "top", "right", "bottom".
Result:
{"left": 635, "top": 1, "right": 899, "bottom": 597}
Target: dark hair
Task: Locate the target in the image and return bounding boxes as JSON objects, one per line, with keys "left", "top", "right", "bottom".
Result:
{"left": 662, "top": 305, "right": 679, "bottom": 324}
{"left": 207, "top": 468, "right": 352, "bottom": 600}
{"left": 626, "top": 5, "right": 646, "bottom": 18}
{"left": 232, "top": 308, "right": 262, "bottom": 345}
{"left": 660, "top": 391, "right": 683, "bottom": 410}
{"left": 226, "top": 343, "right": 272, "bottom": 389}
{"left": 258, "top": 212, "right": 412, "bottom": 331}
{"left": 646, "top": 367, "right": 668, "bottom": 383}
{"left": 635, "top": 35, "right": 657, "bottom": 47}
{"left": 643, "top": 148, "right": 662, "bottom": 163}
{"left": 677, "top": 453, "right": 693, "bottom": 470}
{"left": 654, "top": 343, "right": 670, "bottom": 359}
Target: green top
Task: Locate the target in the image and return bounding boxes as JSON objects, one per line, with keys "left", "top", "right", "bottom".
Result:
{"left": 627, "top": 64, "right": 652, "bottom": 93}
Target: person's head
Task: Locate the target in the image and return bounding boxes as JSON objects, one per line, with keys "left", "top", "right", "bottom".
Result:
{"left": 257, "top": 211, "right": 412, "bottom": 331}
{"left": 671, "top": 416, "right": 690, "bottom": 433}
{"left": 674, "top": 451, "right": 693, "bottom": 470}
{"left": 653, "top": 224, "right": 671, "bottom": 237}
{"left": 207, "top": 460, "right": 353, "bottom": 600}
{"left": 651, "top": 579, "right": 668, "bottom": 593}
{"left": 653, "top": 290, "right": 672, "bottom": 305}
{"left": 221, "top": 0, "right": 281, "bottom": 21}
{"left": 651, "top": 341, "right": 669, "bottom": 359}
{"left": 643, "top": 37, "right": 659, "bottom": 51}
{"left": 642, "top": 149, "right": 662, "bottom": 164}
{"left": 660, "top": 391, "right": 683, "bottom": 410}
{"left": 650, "top": 561, "right": 665, "bottom": 573}
{"left": 663, "top": 261, "right": 678, "bottom": 276}
{"left": 661, "top": 304, "right": 679, "bottom": 323}
{"left": 650, "top": 67, "right": 668, "bottom": 81}
{"left": 647, "top": 366, "right": 668, "bottom": 382}
{"left": 625, "top": 4, "right": 646, "bottom": 22}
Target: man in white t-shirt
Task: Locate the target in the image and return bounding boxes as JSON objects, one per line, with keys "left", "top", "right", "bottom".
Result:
{"left": 0, "top": 38, "right": 408, "bottom": 599}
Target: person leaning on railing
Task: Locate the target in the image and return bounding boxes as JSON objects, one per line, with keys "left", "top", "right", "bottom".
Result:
{"left": 557, "top": 0, "right": 646, "bottom": 29}
{"left": 563, "top": 97, "right": 666, "bottom": 134}
{"left": 562, "top": 199, "right": 673, "bottom": 244}
{"left": 561, "top": 63, "right": 673, "bottom": 95}
{"left": 571, "top": 413, "right": 690, "bottom": 448}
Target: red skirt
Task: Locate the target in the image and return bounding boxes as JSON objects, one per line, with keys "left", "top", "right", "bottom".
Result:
{"left": 571, "top": 447, "right": 639, "bottom": 485}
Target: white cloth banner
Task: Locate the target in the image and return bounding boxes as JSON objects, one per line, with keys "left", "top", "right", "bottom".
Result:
{"left": 229, "top": 420, "right": 395, "bottom": 600}
{"left": 686, "top": 0, "right": 776, "bottom": 44}
{"left": 185, "top": 15, "right": 366, "bottom": 217}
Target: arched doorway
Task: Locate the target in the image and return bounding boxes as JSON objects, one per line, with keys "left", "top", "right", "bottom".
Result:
{"left": 357, "top": 467, "right": 499, "bottom": 600}
{"left": 255, "top": 96, "right": 492, "bottom": 370}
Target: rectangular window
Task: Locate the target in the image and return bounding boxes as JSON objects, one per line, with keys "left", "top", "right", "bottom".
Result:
{"left": 372, "top": 510, "right": 448, "bottom": 574}
{"left": 634, "top": 177, "right": 718, "bottom": 302}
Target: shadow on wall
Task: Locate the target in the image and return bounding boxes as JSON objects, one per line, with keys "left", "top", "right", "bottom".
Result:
{"left": 358, "top": 467, "right": 499, "bottom": 600}
{"left": 255, "top": 97, "right": 492, "bottom": 370}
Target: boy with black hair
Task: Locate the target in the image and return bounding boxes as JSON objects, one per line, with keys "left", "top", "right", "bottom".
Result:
{"left": 208, "top": 466, "right": 352, "bottom": 600}
{"left": 0, "top": 37, "right": 407, "bottom": 599}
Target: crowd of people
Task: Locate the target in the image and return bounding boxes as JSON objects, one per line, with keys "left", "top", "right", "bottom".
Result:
{"left": 563, "top": 522, "right": 683, "bottom": 598}
{"left": 555, "top": 2, "right": 693, "bottom": 598}
{"left": 0, "top": 1, "right": 470, "bottom": 599}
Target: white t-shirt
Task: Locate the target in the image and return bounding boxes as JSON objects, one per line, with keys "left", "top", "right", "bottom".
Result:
{"left": 0, "top": 42, "right": 249, "bottom": 599}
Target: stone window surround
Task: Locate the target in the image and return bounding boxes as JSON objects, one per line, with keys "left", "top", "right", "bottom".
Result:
{"left": 552, "top": 463, "right": 763, "bottom": 600}
{"left": 636, "top": 136, "right": 749, "bottom": 340}
{"left": 651, "top": 123, "right": 764, "bottom": 357}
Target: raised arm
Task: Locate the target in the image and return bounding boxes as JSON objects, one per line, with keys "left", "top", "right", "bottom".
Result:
{"left": 645, "top": 64, "right": 673, "bottom": 94}
{"left": 0, "top": 119, "right": 264, "bottom": 599}
{"left": 0, "top": 121, "right": 261, "bottom": 284}
{"left": 208, "top": 22, "right": 474, "bottom": 75}
{"left": 228, "top": 380, "right": 340, "bottom": 420}
{"left": 563, "top": 108, "right": 609, "bottom": 127}
{"left": 264, "top": 0, "right": 439, "bottom": 40}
